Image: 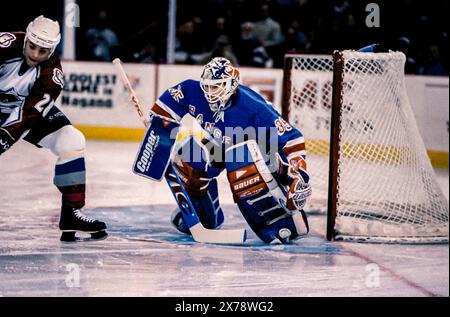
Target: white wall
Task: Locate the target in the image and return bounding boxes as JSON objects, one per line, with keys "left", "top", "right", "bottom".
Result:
{"left": 405, "top": 75, "right": 449, "bottom": 153}
{"left": 58, "top": 61, "right": 156, "bottom": 128}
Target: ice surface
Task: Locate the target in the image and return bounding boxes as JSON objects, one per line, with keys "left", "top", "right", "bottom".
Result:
{"left": 0, "top": 141, "right": 448, "bottom": 297}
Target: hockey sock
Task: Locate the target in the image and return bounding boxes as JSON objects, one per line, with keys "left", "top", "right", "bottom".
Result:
{"left": 54, "top": 157, "right": 86, "bottom": 209}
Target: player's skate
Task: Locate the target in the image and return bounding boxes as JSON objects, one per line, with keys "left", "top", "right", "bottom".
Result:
{"left": 59, "top": 206, "right": 108, "bottom": 242}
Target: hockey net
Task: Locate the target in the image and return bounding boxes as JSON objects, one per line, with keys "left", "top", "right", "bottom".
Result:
{"left": 282, "top": 51, "right": 449, "bottom": 243}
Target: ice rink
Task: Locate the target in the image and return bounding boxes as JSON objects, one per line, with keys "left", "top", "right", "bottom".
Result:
{"left": 0, "top": 140, "right": 448, "bottom": 297}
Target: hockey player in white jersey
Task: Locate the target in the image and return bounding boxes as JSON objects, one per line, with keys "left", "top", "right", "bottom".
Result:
{"left": 0, "top": 16, "right": 107, "bottom": 241}
{"left": 134, "top": 57, "right": 311, "bottom": 244}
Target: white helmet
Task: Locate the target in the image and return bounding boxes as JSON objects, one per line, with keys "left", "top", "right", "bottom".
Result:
{"left": 200, "top": 57, "right": 240, "bottom": 111}
{"left": 25, "top": 15, "right": 61, "bottom": 54}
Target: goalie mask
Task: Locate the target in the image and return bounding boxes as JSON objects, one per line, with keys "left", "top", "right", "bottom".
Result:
{"left": 25, "top": 15, "right": 61, "bottom": 56}
{"left": 200, "top": 57, "right": 240, "bottom": 112}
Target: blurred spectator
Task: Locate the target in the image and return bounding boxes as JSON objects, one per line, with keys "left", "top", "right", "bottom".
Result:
{"left": 396, "top": 36, "right": 418, "bottom": 74}
{"left": 253, "top": 3, "right": 285, "bottom": 67}
{"left": 236, "top": 22, "right": 272, "bottom": 67}
{"left": 175, "top": 19, "right": 206, "bottom": 64}
{"left": 205, "top": 17, "right": 231, "bottom": 51}
{"left": 439, "top": 32, "right": 449, "bottom": 72}
{"left": 70, "top": 0, "right": 447, "bottom": 73}
{"left": 282, "top": 19, "right": 311, "bottom": 52}
{"left": 202, "top": 35, "right": 239, "bottom": 65}
{"left": 253, "top": 4, "right": 285, "bottom": 48}
{"left": 328, "top": 0, "right": 358, "bottom": 50}
{"left": 418, "top": 45, "right": 448, "bottom": 76}
{"left": 133, "top": 43, "right": 158, "bottom": 64}
{"left": 85, "top": 11, "right": 118, "bottom": 61}
{"left": 331, "top": 0, "right": 351, "bottom": 32}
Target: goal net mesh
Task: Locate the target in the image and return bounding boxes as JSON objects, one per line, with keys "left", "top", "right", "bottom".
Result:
{"left": 286, "top": 51, "right": 448, "bottom": 243}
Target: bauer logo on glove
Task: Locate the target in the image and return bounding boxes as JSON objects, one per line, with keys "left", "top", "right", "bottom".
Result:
{"left": 286, "top": 155, "right": 312, "bottom": 211}
{"left": 287, "top": 178, "right": 312, "bottom": 210}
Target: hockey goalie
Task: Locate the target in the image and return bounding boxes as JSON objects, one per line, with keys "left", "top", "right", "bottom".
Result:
{"left": 133, "top": 57, "right": 312, "bottom": 244}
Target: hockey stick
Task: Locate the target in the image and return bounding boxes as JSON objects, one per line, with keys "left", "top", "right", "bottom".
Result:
{"left": 112, "top": 58, "right": 247, "bottom": 244}
{"left": 166, "top": 164, "right": 247, "bottom": 244}
{"left": 112, "top": 58, "right": 150, "bottom": 127}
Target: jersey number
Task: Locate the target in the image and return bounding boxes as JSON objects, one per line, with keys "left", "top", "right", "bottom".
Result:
{"left": 275, "top": 117, "right": 292, "bottom": 135}
{"left": 34, "top": 94, "right": 52, "bottom": 116}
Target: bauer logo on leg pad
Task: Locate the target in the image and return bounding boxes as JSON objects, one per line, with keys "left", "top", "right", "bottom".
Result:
{"left": 226, "top": 143, "right": 271, "bottom": 203}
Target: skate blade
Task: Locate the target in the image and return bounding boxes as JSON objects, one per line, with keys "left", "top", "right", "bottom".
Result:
{"left": 60, "top": 230, "right": 108, "bottom": 242}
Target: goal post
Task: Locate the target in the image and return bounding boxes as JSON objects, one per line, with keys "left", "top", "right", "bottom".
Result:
{"left": 282, "top": 53, "right": 335, "bottom": 213}
{"left": 327, "top": 51, "right": 345, "bottom": 242}
{"left": 282, "top": 51, "right": 449, "bottom": 243}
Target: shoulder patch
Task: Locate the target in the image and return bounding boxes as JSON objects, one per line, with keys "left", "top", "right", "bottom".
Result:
{"left": 0, "top": 33, "right": 17, "bottom": 48}
{"left": 168, "top": 85, "right": 184, "bottom": 103}
{"left": 52, "top": 68, "right": 64, "bottom": 88}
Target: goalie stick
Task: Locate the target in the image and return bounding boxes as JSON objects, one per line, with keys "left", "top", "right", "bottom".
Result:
{"left": 112, "top": 58, "right": 247, "bottom": 244}
{"left": 112, "top": 58, "right": 150, "bottom": 128}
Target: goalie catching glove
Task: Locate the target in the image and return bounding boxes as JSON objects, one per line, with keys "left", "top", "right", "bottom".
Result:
{"left": 285, "top": 155, "right": 312, "bottom": 211}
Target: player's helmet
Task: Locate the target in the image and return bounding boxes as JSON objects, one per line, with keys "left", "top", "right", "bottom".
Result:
{"left": 25, "top": 15, "right": 61, "bottom": 55}
{"left": 200, "top": 57, "right": 240, "bottom": 110}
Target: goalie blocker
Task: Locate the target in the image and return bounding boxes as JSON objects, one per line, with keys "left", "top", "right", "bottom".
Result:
{"left": 133, "top": 114, "right": 179, "bottom": 180}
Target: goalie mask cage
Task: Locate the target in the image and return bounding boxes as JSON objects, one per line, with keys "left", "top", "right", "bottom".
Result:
{"left": 282, "top": 51, "right": 449, "bottom": 243}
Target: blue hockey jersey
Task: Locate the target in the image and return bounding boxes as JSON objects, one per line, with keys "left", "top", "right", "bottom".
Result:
{"left": 156, "top": 79, "right": 306, "bottom": 163}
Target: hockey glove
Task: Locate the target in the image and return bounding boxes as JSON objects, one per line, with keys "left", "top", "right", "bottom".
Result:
{"left": 0, "top": 128, "right": 15, "bottom": 156}
{"left": 286, "top": 155, "right": 312, "bottom": 211}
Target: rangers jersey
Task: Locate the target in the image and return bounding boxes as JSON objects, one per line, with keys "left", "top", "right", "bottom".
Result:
{"left": 156, "top": 79, "right": 306, "bottom": 162}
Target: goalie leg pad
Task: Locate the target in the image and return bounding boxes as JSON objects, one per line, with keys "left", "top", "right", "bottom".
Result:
{"left": 170, "top": 178, "right": 224, "bottom": 233}
{"left": 226, "top": 141, "right": 309, "bottom": 243}
{"left": 169, "top": 136, "right": 225, "bottom": 233}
